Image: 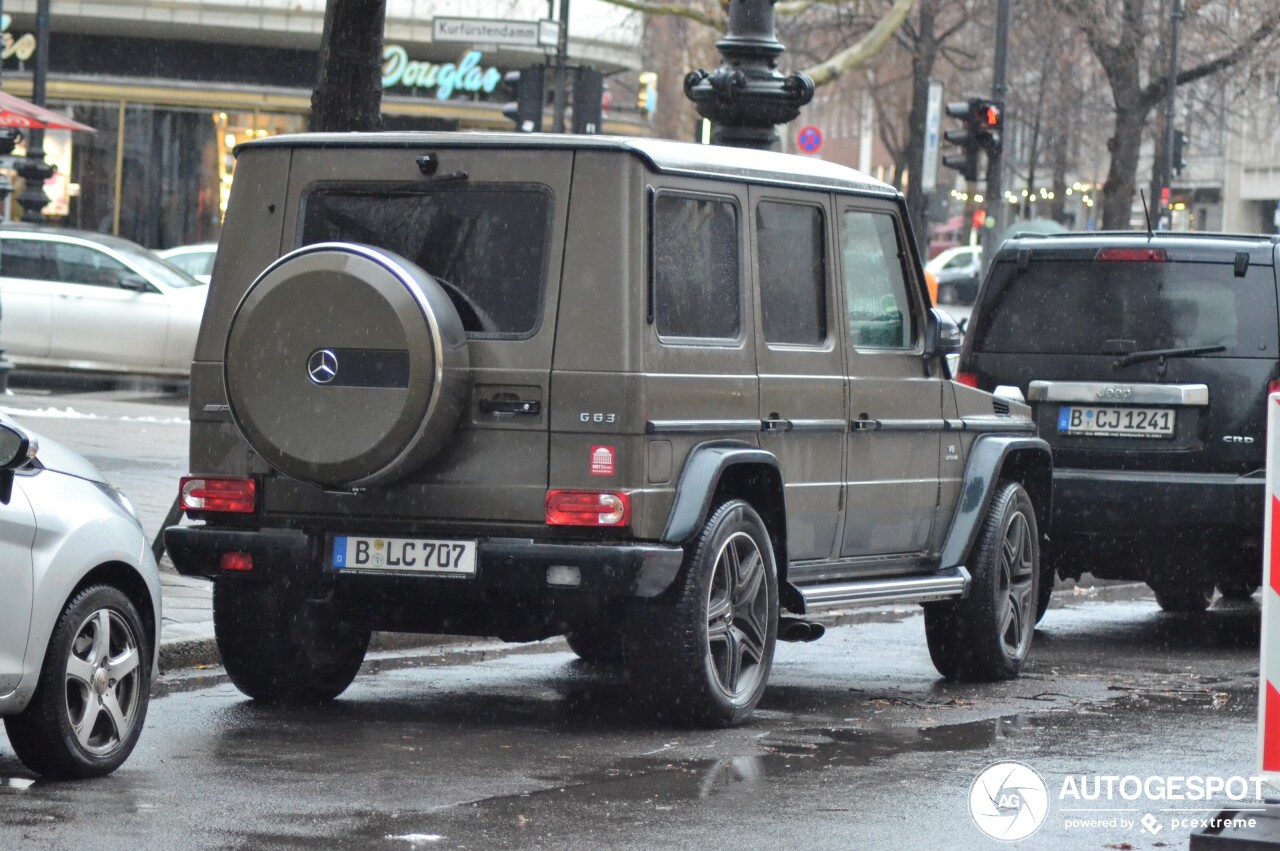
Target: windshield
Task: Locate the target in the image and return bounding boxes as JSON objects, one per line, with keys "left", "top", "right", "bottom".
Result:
{"left": 971, "top": 259, "right": 1279, "bottom": 358}
{"left": 300, "top": 184, "right": 552, "bottom": 337}
{"left": 114, "top": 242, "right": 205, "bottom": 288}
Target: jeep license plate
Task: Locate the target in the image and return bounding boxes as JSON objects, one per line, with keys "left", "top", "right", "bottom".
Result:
{"left": 1057, "top": 405, "right": 1175, "bottom": 439}
{"left": 332, "top": 535, "right": 477, "bottom": 575}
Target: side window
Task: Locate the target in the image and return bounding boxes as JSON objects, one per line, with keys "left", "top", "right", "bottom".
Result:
{"left": 840, "top": 210, "right": 917, "bottom": 350}
{"left": 652, "top": 192, "right": 740, "bottom": 341}
{"left": 0, "top": 239, "right": 57, "bottom": 281}
{"left": 756, "top": 200, "right": 826, "bottom": 346}
{"left": 53, "top": 243, "right": 132, "bottom": 288}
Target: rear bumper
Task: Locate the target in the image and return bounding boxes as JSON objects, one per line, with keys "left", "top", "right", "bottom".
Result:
{"left": 164, "top": 525, "right": 684, "bottom": 599}
{"left": 1052, "top": 468, "right": 1264, "bottom": 535}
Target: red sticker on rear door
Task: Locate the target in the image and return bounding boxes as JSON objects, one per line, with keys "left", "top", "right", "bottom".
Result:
{"left": 590, "top": 446, "right": 615, "bottom": 476}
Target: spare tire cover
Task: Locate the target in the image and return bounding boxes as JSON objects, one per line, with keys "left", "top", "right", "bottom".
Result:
{"left": 225, "top": 243, "right": 469, "bottom": 488}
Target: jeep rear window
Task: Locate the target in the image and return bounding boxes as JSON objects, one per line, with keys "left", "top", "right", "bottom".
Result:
{"left": 971, "top": 260, "right": 1279, "bottom": 358}
{"left": 300, "top": 185, "right": 551, "bottom": 336}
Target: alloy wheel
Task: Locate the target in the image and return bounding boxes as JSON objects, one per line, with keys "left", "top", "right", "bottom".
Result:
{"left": 63, "top": 609, "right": 143, "bottom": 756}
{"left": 704, "top": 531, "right": 771, "bottom": 700}
{"left": 997, "top": 511, "right": 1036, "bottom": 660}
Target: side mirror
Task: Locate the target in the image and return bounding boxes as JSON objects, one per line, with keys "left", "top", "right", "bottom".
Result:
{"left": 0, "top": 423, "right": 33, "bottom": 470}
{"left": 0, "top": 423, "right": 35, "bottom": 505}
{"left": 119, "top": 274, "right": 151, "bottom": 292}
{"left": 925, "top": 307, "right": 964, "bottom": 359}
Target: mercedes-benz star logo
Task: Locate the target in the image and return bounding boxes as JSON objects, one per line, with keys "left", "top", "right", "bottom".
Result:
{"left": 307, "top": 349, "right": 338, "bottom": 385}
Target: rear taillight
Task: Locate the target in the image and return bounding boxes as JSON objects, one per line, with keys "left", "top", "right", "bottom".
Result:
{"left": 219, "top": 552, "right": 254, "bottom": 572}
{"left": 955, "top": 372, "right": 979, "bottom": 388}
{"left": 1095, "top": 247, "right": 1167, "bottom": 262}
{"left": 546, "top": 490, "right": 631, "bottom": 526}
{"left": 180, "top": 476, "right": 256, "bottom": 513}
{"left": 1269, "top": 379, "right": 1280, "bottom": 397}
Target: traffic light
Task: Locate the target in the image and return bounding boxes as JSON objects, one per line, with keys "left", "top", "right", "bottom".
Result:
{"left": 974, "top": 99, "right": 1002, "bottom": 156}
{"left": 502, "top": 65, "right": 545, "bottom": 133}
{"left": 942, "top": 98, "right": 1002, "bottom": 181}
{"left": 637, "top": 71, "right": 657, "bottom": 117}
{"left": 572, "top": 66, "right": 604, "bottom": 134}
{"left": 942, "top": 100, "right": 980, "bottom": 181}
{"left": 1172, "top": 130, "right": 1187, "bottom": 175}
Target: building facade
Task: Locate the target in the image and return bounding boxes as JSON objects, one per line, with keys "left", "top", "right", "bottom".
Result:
{"left": 0, "top": 0, "right": 645, "bottom": 249}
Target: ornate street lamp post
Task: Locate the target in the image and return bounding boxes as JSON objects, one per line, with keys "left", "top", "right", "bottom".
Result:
{"left": 683, "top": 0, "right": 814, "bottom": 151}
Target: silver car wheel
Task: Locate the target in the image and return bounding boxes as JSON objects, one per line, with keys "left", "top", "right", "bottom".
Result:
{"left": 63, "top": 608, "right": 143, "bottom": 756}
{"left": 997, "top": 510, "right": 1036, "bottom": 661}
{"left": 705, "top": 531, "right": 770, "bottom": 700}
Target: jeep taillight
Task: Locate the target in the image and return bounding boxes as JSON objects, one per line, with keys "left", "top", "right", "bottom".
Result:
{"left": 1269, "top": 379, "right": 1280, "bottom": 397}
{"left": 545, "top": 490, "right": 631, "bottom": 526}
{"left": 1095, "top": 247, "right": 1166, "bottom": 262}
{"left": 955, "top": 372, "right": 979, "bottom": 388}
{"left": 180, "top": 476, "right": 256, "bottom": 513}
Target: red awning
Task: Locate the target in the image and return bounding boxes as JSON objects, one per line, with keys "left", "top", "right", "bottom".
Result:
{"left": 0, "top": 91, "right": 94, "bottom": 132}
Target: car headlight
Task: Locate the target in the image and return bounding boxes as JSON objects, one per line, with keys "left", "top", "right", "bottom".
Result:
{"left": 94, "top": 481, "right": 141, "bottom": 527}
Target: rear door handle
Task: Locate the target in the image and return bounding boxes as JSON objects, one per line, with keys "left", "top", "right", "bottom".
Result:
{"left": 761, "top": 418, "right": 792, "bottom": 433}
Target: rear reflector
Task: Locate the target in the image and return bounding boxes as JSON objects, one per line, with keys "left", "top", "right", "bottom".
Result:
{"left": 546, "top": 490, "right": 631, "bottom": 526}
{"left": 1095, "top": 247, "right": 1167, "bottom": 262}
{"left": 219, "top": 552, "right": 254, "bottom": 572}
{"left": 180, "top": 476, "right": 256, "bottom": 513}
{"left": 955, "top": 372, "right": 979, "bottom": 388}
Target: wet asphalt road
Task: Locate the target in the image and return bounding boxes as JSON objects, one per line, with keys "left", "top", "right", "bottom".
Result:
{"left": 0, "top": 587, "right": 1263, "bottom": 850}
{"left": 0, "top": 374, "right": 1268, "bottom": 849}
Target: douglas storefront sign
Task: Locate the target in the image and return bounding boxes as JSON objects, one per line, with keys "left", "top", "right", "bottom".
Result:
{"left": 382, "top": 47, "right": 502, "bottom": 99}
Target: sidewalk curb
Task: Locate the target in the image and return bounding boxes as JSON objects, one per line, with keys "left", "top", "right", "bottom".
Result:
{"left": 157, "top": 631, "right": 508, "bottom": 675}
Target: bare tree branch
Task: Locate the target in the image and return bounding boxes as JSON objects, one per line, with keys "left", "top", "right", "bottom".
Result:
{"left": 595, "top": 0, "right": 723, "bottom": 29}
{"left": 804, "top": 0, "right": 917, "bottom": 86}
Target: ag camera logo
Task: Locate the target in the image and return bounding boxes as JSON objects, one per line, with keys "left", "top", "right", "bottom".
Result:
{"left": 969, "top": 761, "right": 1050, "bottom": 841}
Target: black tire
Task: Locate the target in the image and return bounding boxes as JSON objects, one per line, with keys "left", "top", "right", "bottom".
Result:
{"left": 1035, "top": 554, "right": 1059, "bottom": 625}
{"left": 1150, "top": 578, "right": 1215, "bottom": 613}
{"left": 4, "top": 586, "right": 151, "bottom": 779}
{"left": 1217, "top": 579, "right": 1260, "bottom": 601}
{"left": 565, "top": 619, "right": 628, "bottom": 665}
{"left": 213, "top": 579, "right": 370, "bottom": 703}
{"left": 631, "top": 500, "right": 779, "bottom": 727}
{"left": 938, "top": 284, "right": 958, "bottom": 305}
{"left": 925, "top": 482, "right": 1040, "bottom": 682}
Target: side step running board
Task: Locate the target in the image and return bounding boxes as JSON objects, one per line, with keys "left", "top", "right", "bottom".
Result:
{"left": 795, "top": 567, "right": 971, "bottom": 612}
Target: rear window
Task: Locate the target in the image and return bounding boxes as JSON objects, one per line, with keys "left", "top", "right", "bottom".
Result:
{"left": 971, "top": 259, "right": 1279, "bottom": 358}
{"left": 300, "top": 185, "right": 552, "bottom": 337}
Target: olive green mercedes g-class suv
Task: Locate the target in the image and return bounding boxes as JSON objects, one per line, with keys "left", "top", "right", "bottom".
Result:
{"left": 166, "top": 132, "right": 1051, "bottom": 727}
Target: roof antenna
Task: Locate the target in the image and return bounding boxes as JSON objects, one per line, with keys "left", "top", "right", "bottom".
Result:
{"left": 1139, "top": 189, "right": 1155, "bottom": 241}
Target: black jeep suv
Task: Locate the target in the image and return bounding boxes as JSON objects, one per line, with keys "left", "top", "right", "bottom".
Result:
{"left": 960, "top": 231, "right": 1278, "bottom": 611}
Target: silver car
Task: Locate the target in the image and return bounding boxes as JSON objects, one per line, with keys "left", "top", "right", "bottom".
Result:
{"left": 157, "top": 242, "right": 217, "bottom": 285}
{"left": 0, "top": 225, "right": 208, "bottom": 377}
{"left": 0, "top": 416, "right": 160, "bottom": 779}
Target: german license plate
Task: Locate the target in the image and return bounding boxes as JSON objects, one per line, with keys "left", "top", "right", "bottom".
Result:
{"left": 332, "top": 535, "right": 477, "bottom": 575}
{"left": 1057, "top": 406, "right": 1175, "bottom": 438}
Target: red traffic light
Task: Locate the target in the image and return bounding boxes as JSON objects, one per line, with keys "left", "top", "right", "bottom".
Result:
{"left": 982, "top": 104, "right": 1001, "bottom": 128}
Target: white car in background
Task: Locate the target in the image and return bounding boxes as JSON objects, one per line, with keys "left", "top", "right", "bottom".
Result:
{"left": 0, "top": 415, "right": 160, "bottom": 779}
{"left": 157, "top": 242, "right": 217, "bottom": 284}
{"left": 0, "top": 225, "right": 208, "bottom": 377}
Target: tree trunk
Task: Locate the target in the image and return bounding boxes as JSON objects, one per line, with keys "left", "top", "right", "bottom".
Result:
{"left": 310, "top": 0, "right": 387, "bottom": 132}
{"left": 903, "top": 0, "right": 938, "bottom": 252}
{"left": 1101, "top": 101, "right": 1148, "bottom": 229}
